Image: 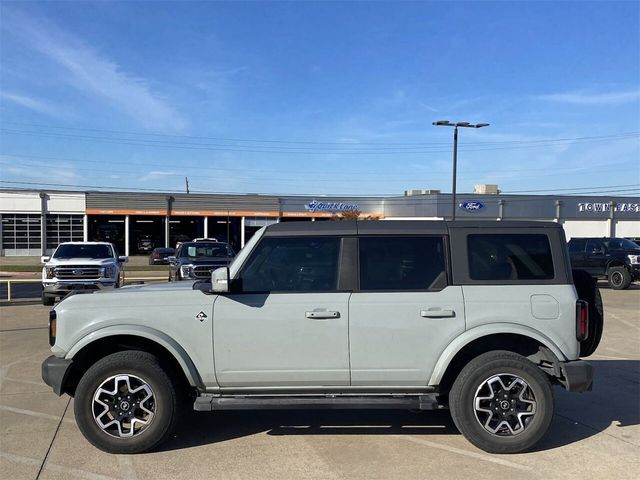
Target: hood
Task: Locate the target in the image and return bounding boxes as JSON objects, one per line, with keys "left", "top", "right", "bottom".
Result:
{"left": 180, "top": 257, "right": 232, "bottom": 265}
{"left": 47, "top": 257, "right": 115, "bottom": 265}
{"left": 608, "top": 247, "right": 640, "bottom": 255}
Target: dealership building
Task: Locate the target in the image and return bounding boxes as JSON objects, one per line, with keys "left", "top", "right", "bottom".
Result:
{"left": 0, "top": 188, "right": 638, "bottom": 256}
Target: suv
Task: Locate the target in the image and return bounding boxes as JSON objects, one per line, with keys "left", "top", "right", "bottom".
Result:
{"left": 568, "top": 237, "right": 640, "bottom": 289}
{"left": 168, "top": 241, "right": 235, "bottom": 281}
{"left": 41, "top": 242, "right": 128, "bottom": 305}
{"left": 42, "top": 221, "right": 600, "bottom": 454}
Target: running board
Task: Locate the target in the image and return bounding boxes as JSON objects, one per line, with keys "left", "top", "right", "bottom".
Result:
{"left": 194, "top": 394, "right": 441, "bottom": 412}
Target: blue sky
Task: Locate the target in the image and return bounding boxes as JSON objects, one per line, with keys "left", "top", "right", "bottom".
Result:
{"left": 0, "top": 1, "right": 638, "bottom": 196}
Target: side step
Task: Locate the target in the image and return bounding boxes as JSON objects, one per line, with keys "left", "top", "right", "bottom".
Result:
{"left": 194, "top": 394, "right": 441, "bottom": 412}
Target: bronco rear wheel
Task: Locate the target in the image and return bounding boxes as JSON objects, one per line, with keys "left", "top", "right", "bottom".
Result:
{"left": 449, "top": 350, "right": 554, "bottom": 454}
{"left": 74, "top": 351, "right": 178, "bottom": 454}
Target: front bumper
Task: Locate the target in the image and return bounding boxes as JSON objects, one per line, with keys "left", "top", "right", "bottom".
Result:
{"left": 560, "top": 360, "right": 593, "bottom": 392}
{"left": 41, "top": 355, "right": 73, "bottom": 396}
{"left": 43, "top": 280, "right": 116, "bottom": 296}
{"left": 630, "top": 264, "right": 640, "bottom": 280}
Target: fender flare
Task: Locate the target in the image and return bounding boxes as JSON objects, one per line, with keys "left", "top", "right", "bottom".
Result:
{"left": 66, "top": 325, "right": 203, "bottom": 388}
{"left": 428, "top": 323, "right": 568, "bottom": 386}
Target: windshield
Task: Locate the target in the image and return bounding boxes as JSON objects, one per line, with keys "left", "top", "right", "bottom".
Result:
{"left": 602, "top": 238, "right": 640, "bottom": 250}
{"left": 54, "top": 244, "right": 113, "bottom": 259}
{"left": 179, "top": 243, "right": 234, "bottom": 258}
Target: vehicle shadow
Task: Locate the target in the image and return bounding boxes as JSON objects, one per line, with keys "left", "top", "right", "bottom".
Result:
{"left": 159, "top": 360, "right": 639, "bottom": 453}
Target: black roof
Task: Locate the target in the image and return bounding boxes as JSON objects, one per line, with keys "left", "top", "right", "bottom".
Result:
{"left": 264, "top": 220, "right": 562, "bottom": 236}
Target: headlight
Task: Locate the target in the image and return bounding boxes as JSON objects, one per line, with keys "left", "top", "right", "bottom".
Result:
{"left": 628, "top": 255, "right": 640, "bottom": 265}
{"left": 104, "top": 265, "right": 115, "bottom": 278}
{"left": 45, "top": 267, "right": 56, "bottom": 279}
{"left": 180, "top": 265, "right": 194, "bottom": 278}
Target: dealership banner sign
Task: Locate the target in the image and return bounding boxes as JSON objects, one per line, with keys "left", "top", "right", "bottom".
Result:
{"left": 577, "top": 202, "right": 640, "bottom": 213}
{"left": 304, "top": 200, "right": 359, "bottom": 213}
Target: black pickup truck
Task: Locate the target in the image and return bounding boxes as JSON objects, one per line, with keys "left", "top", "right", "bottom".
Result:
{"left": 568, "top": 237, "right": 640, "bottom": 289}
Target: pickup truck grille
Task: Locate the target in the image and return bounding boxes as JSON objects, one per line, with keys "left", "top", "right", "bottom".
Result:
{"left": 54, "top": 266, "right": 102, "bottom": 280}
{"left": 192, "top": 265, "right": 224, "bottom": 279}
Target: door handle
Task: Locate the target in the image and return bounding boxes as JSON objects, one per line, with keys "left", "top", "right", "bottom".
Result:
{"left": 305, "top": 311, "right": 340, "bottom": 319}
{"left": 420, "top": 308, "right": 455, "bottom": 318}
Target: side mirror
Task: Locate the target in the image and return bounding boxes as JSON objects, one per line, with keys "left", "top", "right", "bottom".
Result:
{"left": 591, "top": 247, "right": 604, "bottom": 255}
{"left": 41, "top": 256, "right": 51, "bottom": 264}
{"left": 118, "top": 256, "right": 129, "bottom": 263}
{"left": 211, "top": 267, "right": 230, "bottom": 293}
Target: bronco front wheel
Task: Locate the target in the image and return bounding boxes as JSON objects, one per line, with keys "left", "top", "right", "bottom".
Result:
{"left": 74, "top": 351, "right": 178, "bottom": 454}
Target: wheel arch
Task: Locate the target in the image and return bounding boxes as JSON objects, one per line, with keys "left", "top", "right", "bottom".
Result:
{"left": 430, "top": 325, "right": 566, "bottom": 395}
{"left": 606, "top": 259, "right": 627, "bottom": 271}
{"left": 63, "top": 326, "right": 203, "bottom": 396}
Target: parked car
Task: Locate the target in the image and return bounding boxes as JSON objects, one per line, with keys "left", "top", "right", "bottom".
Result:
{"left": 41, "top": 242, "right": 128, "bottom": 305}
{"left": 42, "top": 221, "right": 600, "bottom": 454}
{"left": 148, "top": 247, "right": 176, "bottom": 265}
{"left": 568, "top": 237, "right": 640, "bottom": 289}
{"left": 168, "top": 241, "right": 235, "bottom": 281}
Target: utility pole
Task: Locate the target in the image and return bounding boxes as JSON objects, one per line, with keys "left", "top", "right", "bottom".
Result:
{"left": 432, "top": 121, "right": 490, "bottom": 220}
{"left": 185, "top": 177, "right": 190, "bottom": 194}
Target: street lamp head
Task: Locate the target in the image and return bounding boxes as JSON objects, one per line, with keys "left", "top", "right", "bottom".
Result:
{"left": 474, "top": 123, "right": 490, "bottom": 128}
{"left": 432, "top": 120, "right": 490, "bottom": 128}
{"left": 432, "top": 120, "right": 452, "bottom": 126}
{"left": 455, "top": 122, "right": 470, "bottom": 127}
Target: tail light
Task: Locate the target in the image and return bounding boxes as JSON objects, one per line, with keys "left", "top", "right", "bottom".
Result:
{"left": 49, "top": 310, "right": 57, "bottom": 346}
{"left": 576, "top": 300, "right": 589, "bottom": 342}
{"left": 153, "top": 252, "right": 159, "bottom": 258}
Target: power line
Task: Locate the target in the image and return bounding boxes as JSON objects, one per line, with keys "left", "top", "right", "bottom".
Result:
{"left": 1, "top": 180, "right": 638, "bottom": 202}
{"left": 4, "top": 121, "right": 639, "bottom": 147}
{"left": 1, "top": 128, "right": 637, "bottom": 155}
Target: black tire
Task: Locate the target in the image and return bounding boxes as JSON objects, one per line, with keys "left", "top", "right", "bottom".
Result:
{"left": 42, "top": 293, "right": 55, "bottom": 306}
{"left": 74, "top": 351, "right": 178, "bottom": 454}
{"left": 449, "top": 350, "right": 554, "bottom": 454}
{"left": 607, "top": 266, "right": 632, "bottom": 290}
{"left": 572, "top": 269, "right": 604, "bottom": 357}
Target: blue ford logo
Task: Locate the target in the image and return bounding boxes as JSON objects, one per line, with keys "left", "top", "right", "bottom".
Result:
{"left": 459, "top": 201, "right": 485, "bottom": 212}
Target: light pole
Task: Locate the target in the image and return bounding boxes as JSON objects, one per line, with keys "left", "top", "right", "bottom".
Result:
{"left": 432, "top": 121, "right": 489, "bottom": 220}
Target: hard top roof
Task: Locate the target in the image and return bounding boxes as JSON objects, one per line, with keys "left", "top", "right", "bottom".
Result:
{"left": 264, "top": 220, "right": 561, "bottom": 236}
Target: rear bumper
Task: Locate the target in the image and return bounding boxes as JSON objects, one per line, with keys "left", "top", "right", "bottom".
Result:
{"left": 560, "top": 360, "right": 593, "bottom": 393}
{"left": 41, "top": 355, "right": 73, "bottom": 396}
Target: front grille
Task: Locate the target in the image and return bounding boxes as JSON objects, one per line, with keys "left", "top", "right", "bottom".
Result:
{"left": 192, "top": 265, "right": 224, "bottom": 279}
{"left": 55, "top": 265, "right": 103, "bottom": 280}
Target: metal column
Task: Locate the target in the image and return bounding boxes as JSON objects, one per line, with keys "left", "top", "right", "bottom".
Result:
{"left": 240, "top": 216, "right": 245, "bottom": 248}
{"left": 124, "top": 215, "right": 130, "bottom": 257}
{"left": 83, "top": 214, "right": 89, "bottom": 241}
{"left": 39, "top": 192, "right": 47, "bottom": 255}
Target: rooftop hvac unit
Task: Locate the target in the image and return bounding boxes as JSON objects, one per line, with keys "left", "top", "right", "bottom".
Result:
{"left": 473, "top": 184, "right": 500, "bottom": 194}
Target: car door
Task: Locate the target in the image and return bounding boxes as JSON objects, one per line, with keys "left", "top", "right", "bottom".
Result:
{"left": 213, "top": 236, "right": 350, "bottom": 388}
{"left": 568, "top": 238, "right": 587, "bottom": 270}
{"left": 348, "top": 235, "right": 465, "bottom": 386}
{"left": 585, "top": 239, "right": 608, "bottom": 275}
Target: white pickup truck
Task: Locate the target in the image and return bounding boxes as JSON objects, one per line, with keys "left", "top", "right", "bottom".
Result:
{"left": 41, "top": 242, "right": 128, "bottom": 305}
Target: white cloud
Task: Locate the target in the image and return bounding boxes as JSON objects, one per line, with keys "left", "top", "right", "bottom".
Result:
{"left": 3, "top": 8, "right": 186, "bottom": 132}
{"left": 538, "top": 90, "right": 640, "bottom": 105}
{"left": 0, "top": 91, "right": 67, "bottom": 119}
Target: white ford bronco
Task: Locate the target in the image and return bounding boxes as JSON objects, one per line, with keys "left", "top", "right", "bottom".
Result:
{"left": 42, "top": 221, "right": 601, "bottom": 454}
{"left": 41, "top": 242, "right": 128, "bottom": 305}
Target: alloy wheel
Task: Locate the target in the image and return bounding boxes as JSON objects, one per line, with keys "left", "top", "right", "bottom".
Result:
{"left": 92, "top": 374, "right": 156, "bottom": 438}
{"left": 473, "top": 373, "right": 537, "bottom": 436}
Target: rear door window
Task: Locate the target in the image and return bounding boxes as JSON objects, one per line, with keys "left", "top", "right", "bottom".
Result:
{"left": 568, "top": 239, "right": 586, "bottom": 253}
{"left": 468, "top": 234, "right": 554, "bottom": 281}
{"left": 359, "top": 236, "right": 447, "bottom": 291}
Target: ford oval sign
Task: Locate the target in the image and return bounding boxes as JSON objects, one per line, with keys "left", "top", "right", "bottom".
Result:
{"left": 459, "top": 201, "right": 485, "bottom": 212}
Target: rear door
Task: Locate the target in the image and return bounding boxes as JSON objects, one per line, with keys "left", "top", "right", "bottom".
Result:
{"left": 568, "top": 238, "right": 587, "bottom": 269}
{"left": 348, "top": 235, "right": 465, "bottom": 386}
{"left": 213, "top": 236, "right": 351, "bottom": 387}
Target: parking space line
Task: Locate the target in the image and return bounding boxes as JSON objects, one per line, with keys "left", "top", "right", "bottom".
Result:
{"left": 0, "top": 450, "right": 120, "bottom": 480}
{"left": 0, "top": 404, "right": 76, "bottom": 424}
{"left": 395, "top": 435, "right": 532, "bottom": 471}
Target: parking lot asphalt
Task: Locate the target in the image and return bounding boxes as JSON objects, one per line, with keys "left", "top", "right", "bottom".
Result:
{"left": 0, "top": 288, "right": 638, "bottom": 480}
